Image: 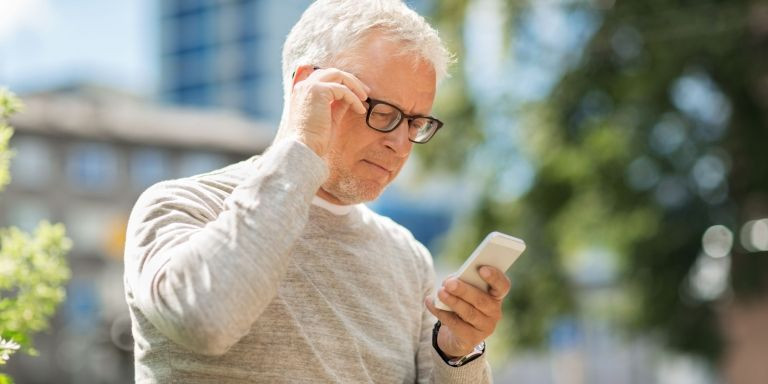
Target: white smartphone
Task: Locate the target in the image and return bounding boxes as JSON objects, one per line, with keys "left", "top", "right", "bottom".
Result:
{"left": 435, "top": 231, "right": 526, "bottom": 311}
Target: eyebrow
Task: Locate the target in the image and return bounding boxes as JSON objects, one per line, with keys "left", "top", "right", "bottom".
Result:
{"left": 370, "top": 96, "right": 432, "bottom": 118}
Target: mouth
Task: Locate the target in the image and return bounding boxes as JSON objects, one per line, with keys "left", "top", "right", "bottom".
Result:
{"left": 362, "top": 159, "right": 395, "bottom": 175}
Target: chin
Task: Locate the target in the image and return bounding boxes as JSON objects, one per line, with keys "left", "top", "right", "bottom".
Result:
{"left": 324, "top": 178, "right": 387, "bottom": 204}
{"left": 358, "top": 187, "right": 385, "bottom": 203}
{"left": 356, "top": 178, "right": 390, "bottom": 201}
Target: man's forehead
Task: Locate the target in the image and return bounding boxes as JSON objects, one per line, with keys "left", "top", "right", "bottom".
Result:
{"left": 341, "top": 65, "right": 435, "bottom": 114}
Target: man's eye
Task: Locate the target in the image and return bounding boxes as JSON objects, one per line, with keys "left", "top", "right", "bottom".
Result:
{"left": 372, "top": 112, "right": 395, "bottom": 119}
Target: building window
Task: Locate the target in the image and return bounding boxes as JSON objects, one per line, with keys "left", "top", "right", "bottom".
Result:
{"left": 9, "top": 136, "right": 52, "bottom": 189}
{"left": 175, "top": 9, "right": 212, "bottom": 53}
{"left": 64, "top": 204, "right": 119, "bottom": 256}
{"left": 131, "top": 148, "right": 170, "bottom": 189}
{"left": 240, "top": 76, "right": 282, "bottom": 121}
{"left": 175, "top": 84, "right": 212, "bottom": 107}
{"left": 173, "top": 48, "right": 211, "bottom": 89}
{"left": 67, "top": 142, "right": 118, "bottom": 192}
{"left": 178, "top": 152, "right": 228, "bottom": 177}
{"left": 239, "top": 78, "right": 263, "bottom": 116}
{"left": 214, "top": 82, "right": 242, "bottom": 109}
{"left": 240, "top": 38, "right": 266, "bottom": 78}
{"left": 239, "top": 0, "right": 265, "bottom": 41}
{"left": 4, "top": 198, "right": 51, "bottom": 232}
{"left": 171, "top": 0, "right": 208, "bottom": 16}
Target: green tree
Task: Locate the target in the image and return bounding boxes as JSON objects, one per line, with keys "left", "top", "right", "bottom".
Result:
{"left": 0, "top": 88, "right": 72, "bottom": 384}
{"left": 423, "top": 0, "right": 768, "bottom": 362}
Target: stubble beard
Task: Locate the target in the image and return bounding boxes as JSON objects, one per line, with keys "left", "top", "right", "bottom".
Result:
{"left": 322, "top": 149, "right": 388, "bottom": 205}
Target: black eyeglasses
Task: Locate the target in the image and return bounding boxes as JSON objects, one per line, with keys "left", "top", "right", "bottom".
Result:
{"left": 363, "top": 97, "right": 443, "bottom": 144}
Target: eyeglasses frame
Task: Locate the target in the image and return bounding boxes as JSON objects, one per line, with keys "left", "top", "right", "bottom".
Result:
{"left": 295, "top": 66, "right": 445, "bottom": 144}
{"left": 363, "top": 97, "right": 444, "bottom": 144}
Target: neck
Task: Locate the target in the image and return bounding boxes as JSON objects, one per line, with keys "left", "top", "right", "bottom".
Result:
{"left": 312, "top": 191, "right": 356, "bottom": 216}
{"left": 316, "top": 188, "right": 348, "bottom": 205}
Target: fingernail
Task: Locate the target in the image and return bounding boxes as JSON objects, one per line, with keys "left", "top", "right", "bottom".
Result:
{"left": 446, "top": 280, "right": 458, "bottom": 292}
{"left": 480, "top": 266, "right": 491, "bottom": 278}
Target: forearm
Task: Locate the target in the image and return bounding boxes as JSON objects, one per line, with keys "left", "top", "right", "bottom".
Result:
{"left": 126, "top": 139, "right": 328, "bottom": 355}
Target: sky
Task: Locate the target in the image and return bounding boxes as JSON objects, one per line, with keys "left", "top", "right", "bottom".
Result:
{"left": 0, "top": 0, "right": 157, "bottom": 96}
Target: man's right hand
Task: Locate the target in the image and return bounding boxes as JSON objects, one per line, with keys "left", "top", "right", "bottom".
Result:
{"left": 281, "top": 65, "right": 370, "bottom": 157}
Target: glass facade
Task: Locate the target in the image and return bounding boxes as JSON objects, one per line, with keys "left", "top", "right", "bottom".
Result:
{"left": 178, "top": 152, "right": 228, "bottom": 177}
{"left": 130, "top": 147, "right": 171, "bottom": 189}
{"left": 160, "top": 0, "right": 312, "bottom": 123}
{"left": 9, "top": 136, "right": 52, "bottom": 189}
{"left": 67, "top": 142, "right": 119, "bottom": 192}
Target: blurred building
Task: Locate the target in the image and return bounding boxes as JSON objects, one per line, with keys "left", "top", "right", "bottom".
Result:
{"left": 159, "top": 0, "right": 312, "bottom": 122}
{"left": 158, "top": 0, "right": 433, "bottom": 123}
{"left": 1, "top": 84, "right": 272, "bottom": 383}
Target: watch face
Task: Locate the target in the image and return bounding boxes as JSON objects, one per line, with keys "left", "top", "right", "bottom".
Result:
{"left": 447, "top": 342, "right": 486, "bottom": 366}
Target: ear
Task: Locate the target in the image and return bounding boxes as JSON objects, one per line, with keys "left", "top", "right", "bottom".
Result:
{"left": 291, "top": 64, "right": 317, "bottom": 90}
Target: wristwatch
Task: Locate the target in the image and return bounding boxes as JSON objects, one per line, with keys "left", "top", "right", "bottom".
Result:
{"left": 432, "top": 321, "right": 486, "bottom": 367}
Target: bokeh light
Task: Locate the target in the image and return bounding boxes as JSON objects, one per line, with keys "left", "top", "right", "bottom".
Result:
{"left": 740, "top": 218, "right": 768, "bottom": 252}
{"left": 702, "top": 225, "right": 733, "bottom": 258}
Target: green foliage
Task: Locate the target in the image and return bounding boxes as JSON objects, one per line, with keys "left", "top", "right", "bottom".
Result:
{"left": 0, "top": 88, "right": 20, "bottom": 191}
{"left": 0, "top": 89, "right": 23, "bottom": 120}
{"left": 0, "top": 223, "right": 72, "bottom": 353}
{"left": 427, "top": 0, "right": 768, "bottom": 361}
{"left": 0, "top": 89, "right": 72, "bottom": 382}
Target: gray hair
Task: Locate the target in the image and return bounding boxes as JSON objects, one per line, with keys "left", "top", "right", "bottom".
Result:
{"left": 280, "top": 0, "right": 452, "bottom": 106}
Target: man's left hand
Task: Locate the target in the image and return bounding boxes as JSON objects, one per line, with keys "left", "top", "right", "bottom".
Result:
{"left": 424, "top": 265, "right": 511, "bottom": 357}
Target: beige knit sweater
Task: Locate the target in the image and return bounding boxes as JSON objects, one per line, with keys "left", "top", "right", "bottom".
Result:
{"left": 123, "top": 139, "right": 492, "bottom": 383}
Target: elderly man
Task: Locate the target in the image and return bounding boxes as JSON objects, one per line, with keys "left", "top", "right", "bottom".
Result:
{"left": 124, "top": 0, "right": 510, "bottom": 382}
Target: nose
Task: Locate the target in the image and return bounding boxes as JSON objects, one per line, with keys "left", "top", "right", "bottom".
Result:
{"left": 382, "top": 119, "right": 412, "bottom": 156}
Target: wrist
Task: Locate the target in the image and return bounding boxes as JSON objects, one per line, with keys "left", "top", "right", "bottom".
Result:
{"left": 295, "top": 134, "right": 325, "bottom": 157}
{"left": 432, "top": 321, "right": 486, "bottom": 367}
{"left": 278, "top": 133, "right": 325, "bottom": 157}
{"left": 437, "top": 327, "right": 473, "bottom": 357}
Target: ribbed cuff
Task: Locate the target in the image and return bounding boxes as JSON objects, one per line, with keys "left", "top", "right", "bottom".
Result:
{"left": 431, "top": 346, "right": 492, "bottom": 383}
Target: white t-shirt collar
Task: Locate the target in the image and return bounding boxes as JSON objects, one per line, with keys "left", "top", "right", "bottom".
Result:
{"left": 311, "top": 195, "right": 356, "bottom": 216}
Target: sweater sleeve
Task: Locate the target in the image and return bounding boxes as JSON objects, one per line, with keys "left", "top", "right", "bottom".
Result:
{"left": 123, "top": 138, "right": 328, "bottom": 356}
{"left": 412, "top": 241, "right": 493, "bottom": 384}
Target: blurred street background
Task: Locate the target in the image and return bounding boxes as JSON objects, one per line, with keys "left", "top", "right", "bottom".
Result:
{"left": 1, "top": 0, "right": 767, "bottom": 383}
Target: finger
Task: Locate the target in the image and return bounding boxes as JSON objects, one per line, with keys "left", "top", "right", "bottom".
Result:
{"left": 442, "top": 278, "right": 501, "bottom": 318}
{"left": 437, "top": 287, "right": 494, "bottom": 332}
{"left": 478, "top": 266, "right": 511, "bottom": 299}
{"left": 425, "top": 297, "right": 485, "bottom": 343}
{"left": 322, "top": 83, "right": 367, "bottom": 114}
{"left": 424, "top": 296, "right": 471, "bottom": 332}
{"left": 315, "top": 67, "right": 370, "bottom": 100}
{"left": 312, "top": 67, "right": 369, "bottom": 101}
